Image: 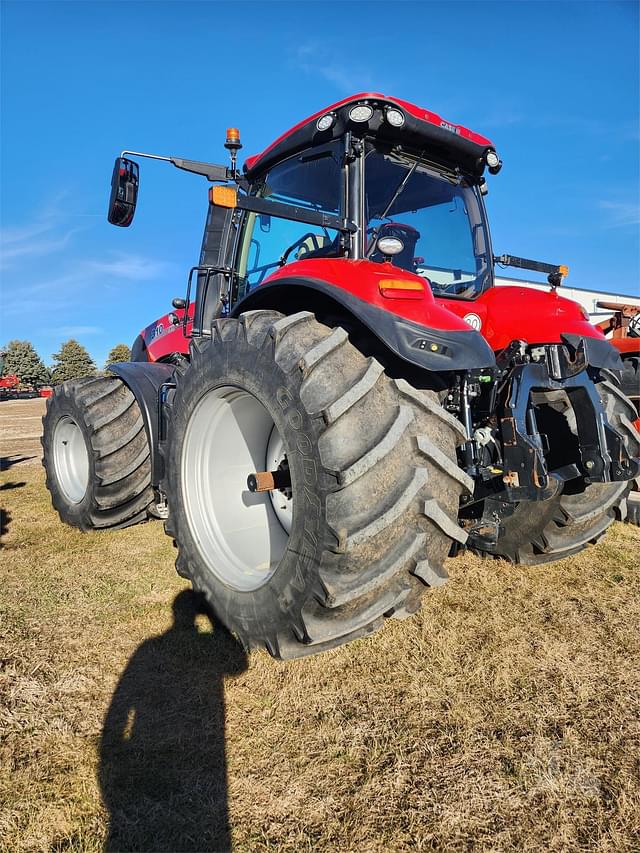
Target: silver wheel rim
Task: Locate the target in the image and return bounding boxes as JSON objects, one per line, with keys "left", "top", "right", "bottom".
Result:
{"left": 181, "top": 386, "right": 290, "bottom": 592}
{"left": 53, "top": 415, "right": 89, "bottom": 503}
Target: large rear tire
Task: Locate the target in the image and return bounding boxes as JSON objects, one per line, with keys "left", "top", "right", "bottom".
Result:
{"left": 620, "top": 356, "right": 639, "bottom": 405}
{"left": 42, "top": 377, "right": 154, "bottom": 530}
{"left": 473, "top": 377, "right": 640, "bottom": 564}
{"left": 627, "top": 489, "right": 640, "bottom": 526}
{"left": 619, "top": 357, "right": 640, "bottom": 526}
{"left": 163, "top": 310, "right": 471, "bottom": 659}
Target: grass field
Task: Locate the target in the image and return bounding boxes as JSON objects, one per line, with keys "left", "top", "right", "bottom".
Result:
{"left": 1, "top": 399, "right": 639, "bottom": 852}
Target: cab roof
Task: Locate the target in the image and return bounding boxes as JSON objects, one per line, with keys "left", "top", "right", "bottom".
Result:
{"left": 244, "top": 92, "right": 496, "bottom": 180}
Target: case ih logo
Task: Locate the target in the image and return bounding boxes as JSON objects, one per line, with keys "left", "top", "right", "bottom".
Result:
{"left": 440, "top": 121, "right": 460, "bottom": 135}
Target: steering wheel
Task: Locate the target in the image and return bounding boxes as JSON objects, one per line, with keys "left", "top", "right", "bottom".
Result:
{"left": 430, "top": 279, "right": 471, "bottom": 296}
{"left": 279, "top": 232, "right": 324, "bottom": 266}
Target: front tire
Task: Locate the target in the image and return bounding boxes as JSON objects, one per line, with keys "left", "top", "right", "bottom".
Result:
{"left": 164, "top": 311, "right": 471, "bottom": 659}
{"left": 42, "top": 377, "right": 154, "bottom": 530}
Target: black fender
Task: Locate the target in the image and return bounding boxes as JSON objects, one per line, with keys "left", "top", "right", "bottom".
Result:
{"left": 231, "top": 278, "right": 496, "bottom": 372}
{"left": 130, "top": 333, "right": 149, "bottom": 362}
{"left": 108, "top": 361, "right": 175, "bottom": 487}
{"left": 560, "top": 333, "right": 623, "bottom": 371}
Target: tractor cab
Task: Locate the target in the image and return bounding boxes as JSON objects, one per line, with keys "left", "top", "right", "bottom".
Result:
{"left": 107, "top": 94, "right": 503, "bottom": 362}
{"left": 236, "top": 130, "right": 493, "bottom": 303}
{"left": 108, "top": 93, "right": 606, "bottom": 369}
{"left": 231, "top": 94, "right": 583, "bottom": 354}
{"left": 210, "top": 94, "right": 592, "bottom": 364}
{"left": 233, "top": 93, "right": 498, "bottom": 304}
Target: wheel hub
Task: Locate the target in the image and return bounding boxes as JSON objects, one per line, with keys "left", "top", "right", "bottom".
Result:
{"left": 52, "top": 415, "right": 89, "bottom": 504}
{"left": 181, "top": 386, "right": 291, "bottom": 592}
{"left": 265, "top": 428, "right": 293, "bottom": 535}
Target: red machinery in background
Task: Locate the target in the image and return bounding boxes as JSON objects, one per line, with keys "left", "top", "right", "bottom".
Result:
{"left": 597, "top": 300, "right": 640, "bottom": 524}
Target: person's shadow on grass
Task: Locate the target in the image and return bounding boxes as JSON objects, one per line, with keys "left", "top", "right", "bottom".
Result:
{"left": 99, "top": 589, "right": 248, "bottom": 852}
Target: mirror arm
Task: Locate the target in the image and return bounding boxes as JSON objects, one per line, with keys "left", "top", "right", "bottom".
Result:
{"left": 120, "top": 150, "right": 236, "bottom": 182}
{"left": 120, "top": 149, "right": 172, "bottom": 163}
{"left": 171, "top": 158, "right": 235, "bottom": 182}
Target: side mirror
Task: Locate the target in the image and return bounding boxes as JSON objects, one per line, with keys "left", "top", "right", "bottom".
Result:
{"left": 108, "top": 157, "right": 139, "bottom": 227}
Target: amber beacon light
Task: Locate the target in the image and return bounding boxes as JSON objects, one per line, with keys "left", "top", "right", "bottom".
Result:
{"left": 225, "top": 127, "right": 242, "bottom": 150}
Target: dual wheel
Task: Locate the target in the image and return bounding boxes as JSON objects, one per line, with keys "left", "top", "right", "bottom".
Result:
{"left": 42, "top": 313, "right": 640, "bottom": 657}
{"left": 42, "top": 376, "right": 154, "bottom": 530}
{"left": 42, "top": 311, "right": 470, "bottom": 658}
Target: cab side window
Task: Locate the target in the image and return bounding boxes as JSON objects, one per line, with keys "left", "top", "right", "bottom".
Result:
{"left": 236, "top": 144, "right": 343, "bottom": 299}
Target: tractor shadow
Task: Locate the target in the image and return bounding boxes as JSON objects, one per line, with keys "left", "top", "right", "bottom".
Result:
{"left": 0, "top": 507, "right": 11, "bottom": 547}
{"left": 0, "top": 481, "right": 25, "bottom": 547}
{"left": 0, "top": 455, "right": 36, "bottom": 470}
{"left": 99, "top": 590, "right": 248, "bottom": 852}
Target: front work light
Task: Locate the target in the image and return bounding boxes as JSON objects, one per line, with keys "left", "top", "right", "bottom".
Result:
{"left": 385, "top": 107, "right": 405, "bottom": 127}
{"left": 349, "top": 104, "right": 374, "bottom": 123}
{"left": 486, "top": 149, "right": 502, "bottom": 174}
{"left": 377, "top": 236, "right": 404, "bottom": 256}
{"left": 316, "top": 113, "right": 336, "bottom": 132}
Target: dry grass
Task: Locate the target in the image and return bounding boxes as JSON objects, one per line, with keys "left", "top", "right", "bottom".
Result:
{"left": 0, "top": 398, "right": 47, "bottom": 465}
{"left": 1, "top": 400, "right": 640, "bottom": 852}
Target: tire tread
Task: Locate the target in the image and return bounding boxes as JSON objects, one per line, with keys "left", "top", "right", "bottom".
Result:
{"left": 42, "top": 376, "right": 153, "bottom": 531}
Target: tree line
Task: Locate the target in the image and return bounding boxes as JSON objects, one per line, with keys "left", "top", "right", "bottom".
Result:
{"left": 0, "top": 340, "right": 132, "bottom": 386}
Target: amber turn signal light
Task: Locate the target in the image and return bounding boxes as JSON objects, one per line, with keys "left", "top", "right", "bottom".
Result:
{"left": 209, "top": 185, "right": 237, "bottom": 208}
{"left": 378, "top": 278, "right": 425, "bottom": 300}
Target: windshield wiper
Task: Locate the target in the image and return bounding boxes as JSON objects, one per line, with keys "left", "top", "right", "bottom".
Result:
{"left": 379, "top": 160, "right": 419, "bottom": 221}
{"left": 366, "top": 160, "right": 419, "bottom": 258}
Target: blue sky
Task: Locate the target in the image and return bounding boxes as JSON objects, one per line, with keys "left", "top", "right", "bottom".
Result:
{"left": 1, "top": 0, "right": 638, "bottom": 368}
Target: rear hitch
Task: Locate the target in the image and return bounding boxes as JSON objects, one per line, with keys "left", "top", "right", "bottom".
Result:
{"left": 498, "top": 349, "right": 638, "bottom": 500}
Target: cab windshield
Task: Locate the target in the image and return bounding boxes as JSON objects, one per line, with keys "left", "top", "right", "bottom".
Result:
{"left": 364, "top": 148, "right": 492, "bottom": 298}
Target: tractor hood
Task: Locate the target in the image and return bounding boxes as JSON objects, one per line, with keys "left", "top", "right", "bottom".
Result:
{"left": 436, "top": 285, "right": 622, "bottom": 368}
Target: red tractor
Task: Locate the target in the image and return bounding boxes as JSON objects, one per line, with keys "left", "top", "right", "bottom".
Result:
{"left": 596, "top": 300, "right": 639, "bottom": 406}
{"left": 42, "top": 94, "right": 639, "bottom": 658}
{"left": 595, "top": 300, "right": 640, "bottom": 524}
{"left": 0, "top": 374, "right": 19, "bottom": 394}
{"left": 0, "top": 352, "right": 20, "bottom": 399}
